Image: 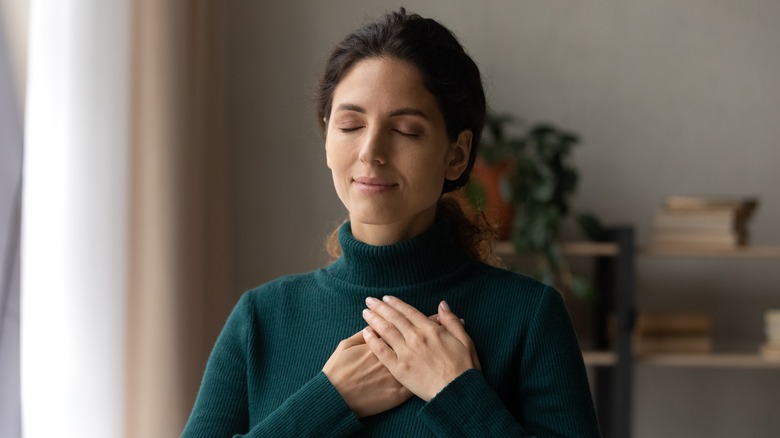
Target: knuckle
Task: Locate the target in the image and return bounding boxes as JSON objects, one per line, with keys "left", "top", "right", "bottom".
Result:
{"left": 379, "top": 322, "right": 394, "bottom": 333}
{"left": 393, "top": 385, "right": 410, "bottom": 400}
{"left": 402, "top": 307, "right": 419, "bottom": 319}
{"left": 375, "top": 341, "right": 391, "bottom": 355}
{"left": 407, "top": 331, "right": 427, "bottom": 348}
{"left": 386, "top": 310, "right": 404, "bottom": 323}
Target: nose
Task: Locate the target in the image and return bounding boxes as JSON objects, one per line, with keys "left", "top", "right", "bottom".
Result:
{"left": 358, "top": 127, "right": 388, "bottom": 165}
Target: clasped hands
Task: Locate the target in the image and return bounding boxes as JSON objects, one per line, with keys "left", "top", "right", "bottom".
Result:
{"left": 322, "top": 296, "right": 481, "bottom": 418}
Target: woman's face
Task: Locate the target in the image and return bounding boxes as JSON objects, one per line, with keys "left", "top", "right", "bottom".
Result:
{"left": 325, "top": 57, "right": 471, "bottom": 244}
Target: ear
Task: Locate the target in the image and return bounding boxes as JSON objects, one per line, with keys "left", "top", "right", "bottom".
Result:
{"left": 444, "top": 130, "right": 473, "bottom": 181}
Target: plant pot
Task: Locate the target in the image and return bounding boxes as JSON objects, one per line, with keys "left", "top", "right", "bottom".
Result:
{"left": 469, "top": 159, "right": 514, "bottom": 240}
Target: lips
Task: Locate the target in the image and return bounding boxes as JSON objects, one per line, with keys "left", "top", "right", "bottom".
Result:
{"left": 353, "top": 176, "right": 397, "bottom": 194}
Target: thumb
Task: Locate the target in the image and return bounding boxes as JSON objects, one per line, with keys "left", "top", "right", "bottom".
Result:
{"left": 339, "top": 330, "right": 367, "bottom": 349}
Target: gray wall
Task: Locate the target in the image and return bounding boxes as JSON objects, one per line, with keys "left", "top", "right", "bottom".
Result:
{"left": 226, "top": 1, "right": 780, "bottom": 437}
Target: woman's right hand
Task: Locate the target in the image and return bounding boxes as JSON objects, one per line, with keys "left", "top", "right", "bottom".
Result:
{"left": 323, "top": 330, "right": 412, "bottom": 417}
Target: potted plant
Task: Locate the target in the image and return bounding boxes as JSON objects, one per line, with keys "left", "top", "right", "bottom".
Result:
{"left": 466, "top": 113, "right": 605, "bottom": 299}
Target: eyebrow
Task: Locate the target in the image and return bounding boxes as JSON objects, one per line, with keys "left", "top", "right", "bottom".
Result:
{"left": 334, "top": 103, "right": 430, "bottom": 120}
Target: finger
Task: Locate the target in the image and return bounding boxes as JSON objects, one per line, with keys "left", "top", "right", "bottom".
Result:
{"left": 362, "top": 327, "right": 398, "bottom": 368}
{"left": 429, "top": 314, "right": 465, "bottom": 326}
{"left": 439, "top": 301, "right": 482, "bottom": 370}
{"left": 378, "top": 295, "right": 434, "bottom": 329}
{"left": 365, "top": 296, "right": 419, "bottom": 334}
{"left": 337, "top": 330, "right": 367, "bottom": 350}
{"left": 437, "top": 301, "right": 472, "bottom": 347}
{"left": 438, "top": 301, "right": 482, "bottom": 369}
{"left": 362, "top": 307, "right": 406, "bottom": 347}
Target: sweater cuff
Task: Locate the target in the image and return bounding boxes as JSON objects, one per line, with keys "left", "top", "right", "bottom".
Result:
{"left": 247, "top": 371, "right": 362, "bottom": 437}
{"left": 299, "top": 372, "right": 363, "bottom": 436}
{"left": 418, "top": 369, "right": 528, "bottom": 437}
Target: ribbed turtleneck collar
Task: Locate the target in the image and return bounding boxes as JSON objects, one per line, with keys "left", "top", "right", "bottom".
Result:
{"left": 324, "top": 216, "right": 473, "bottom": 289}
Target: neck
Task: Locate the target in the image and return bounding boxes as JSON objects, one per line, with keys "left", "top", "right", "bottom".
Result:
{"left": 350, "top": 206, "right": 437, "bottom": 246}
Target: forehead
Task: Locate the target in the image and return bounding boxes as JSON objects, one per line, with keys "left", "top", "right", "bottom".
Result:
{"left": 331, "top": 57, "right": 442, "bottom": 117}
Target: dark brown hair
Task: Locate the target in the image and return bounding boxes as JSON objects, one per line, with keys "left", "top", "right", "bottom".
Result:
{"left": 317, "top": 8, "right": 498, "bottom": 264}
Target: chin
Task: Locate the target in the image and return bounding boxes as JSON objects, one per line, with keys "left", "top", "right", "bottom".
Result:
{"left": 348, "top": 212, "right": 400, "bottom": 226}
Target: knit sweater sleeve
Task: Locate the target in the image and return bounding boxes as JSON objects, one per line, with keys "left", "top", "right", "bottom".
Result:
{"left": 181, "top": 293, "right": 363, "bottom": 438}
{"left": 417, "top": 286, "right": 601, "bottom": 437}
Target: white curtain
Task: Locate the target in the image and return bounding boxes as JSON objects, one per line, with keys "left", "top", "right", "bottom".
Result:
{"left": 20, "top": 1, "right": 231, "bottom": 437}
{"left": 0, "top": 4, "right": 23, "bottom": 436}
{"left": 21, "top": 1, "right": 130, "bottom": 437}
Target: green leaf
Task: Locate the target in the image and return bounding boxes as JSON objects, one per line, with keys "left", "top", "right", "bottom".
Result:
{"left": 498, "top": 174, "right": 512, "bottom": 202}
{"left": 559, "top": 168, "right": 579, "bottom": 195}
{"left": 576, "top": 211, "right": 609, "bottom": 241}
{"left": 464, "top": 180, "right": 487, "bottom": 211}
{"left": 570, "top": 276, "right": 596, "bottom": 301}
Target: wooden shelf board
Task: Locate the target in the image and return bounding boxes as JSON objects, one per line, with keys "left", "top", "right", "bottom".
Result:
{"left": 582, "top": 350, "right": 618, "bottom": 367}
{"left": 637, "top": 352, "right": 780, "bottom": 368}
{"left": 495, "top": 241, "right": 621, "bottom": 258}
{"left": 640, "top": 245, "right": 780, "bottom": 259}
{"left": 582, "top": 351, "right": 780, "bottom": 368}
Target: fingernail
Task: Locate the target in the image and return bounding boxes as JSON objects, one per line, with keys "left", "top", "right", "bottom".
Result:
{"left": 382, "top": 295, "right": 394, "bottom": 302}
{"left": 362, "top": 308, "right": 372, "bottom": 318}
{"left": 365, "top": 296, "right": 379, "bottom": 306}
{"left": 459, "top": 318, "right": 466, "bottom": 325}
{"left": 440, "top": 300, "right": 451, "bottom": 312}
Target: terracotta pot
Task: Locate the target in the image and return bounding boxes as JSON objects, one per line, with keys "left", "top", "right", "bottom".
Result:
{"left": 469, "top": 159, "right": 514, "bottom": 240}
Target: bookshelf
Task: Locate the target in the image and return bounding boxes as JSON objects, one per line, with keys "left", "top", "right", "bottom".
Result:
{"left": 640, "top": 245, "right": 780, "bottom": 259}
{"left": 498, "top": 236, "right": 780, "bottom": 438}
{"left": 635, "top": 244, "right": 780, "bottom": 371}
{"left": 494, "top": 240, "right": 621, "bottom": 257}
{"left": 636, "top": 352, "right": 780, "bottom": 368}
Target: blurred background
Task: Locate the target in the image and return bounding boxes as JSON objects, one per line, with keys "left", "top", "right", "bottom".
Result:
{"left": 1, "top": 1, "right": 779, "bottom": 437}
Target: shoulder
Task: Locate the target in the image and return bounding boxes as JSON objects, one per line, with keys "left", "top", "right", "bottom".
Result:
{"left": 463, "top": 261, "right": 566, "bottom": 321}
{"left": 248, "top": 271, "right": 320, "bottom": 294}
{"left": 470, "top": 262, "right": 553, "bottom": 299}
{"left": 236, "top": 271, "right": 322, "bottom": 312}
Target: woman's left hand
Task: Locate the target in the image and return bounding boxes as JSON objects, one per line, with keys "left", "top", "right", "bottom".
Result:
{"left": 362, "top": 296, "right": 481, "bottom": 402}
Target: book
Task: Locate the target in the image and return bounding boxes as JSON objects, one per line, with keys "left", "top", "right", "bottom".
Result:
{"left": 618, "top": 313, "right": 716, "bottom": 355}
{"left": 766, "top": 309, "right": 780, "bottom": 327}
{"left": 651, "top": 195, "right": 759, "bottom": 248}
{"left": 653, "top": 209, "right": 738, "bottom": 232}
{"left": 652, "top": 230, "right": 747, "bottom": 248}
{"left": 760, "top": 344, "right": 780, "bottom": 361}
{"left": 634, "top": 312, "right": 713, "bottom": 336}
{"left": 766, "top": 309, "right": 780, "bottom": 345}
{"left": 634, "top": 334, "right": 713, "bottom": 355}
{"left": 663, "top": 195, "right": 758, "bottom": 216}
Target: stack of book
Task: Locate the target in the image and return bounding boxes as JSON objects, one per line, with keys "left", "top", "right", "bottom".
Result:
{"left": 651, "top": 195, "right": 759, "bottom": 249}
{"left": 761, "top": 309, "right": 780, "bottom": 361}
{"left": 631, "top": 312, "right": 713, "bottom": 355}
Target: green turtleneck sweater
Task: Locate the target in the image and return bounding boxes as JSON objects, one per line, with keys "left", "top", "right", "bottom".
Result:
{"left": 182, "top": 219, "right": 601, "bottom": 437}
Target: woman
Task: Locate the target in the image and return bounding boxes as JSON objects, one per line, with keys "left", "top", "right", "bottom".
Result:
{"left": 183, "top": 9, "right": 601, "bottom": 437}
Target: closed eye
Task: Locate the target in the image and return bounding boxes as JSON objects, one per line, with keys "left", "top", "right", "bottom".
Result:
{"left": 338, "top": 127, "right": 364, "bottom": 133}
{"left": 393, "top": 129, "right": 421, "bottom": 138}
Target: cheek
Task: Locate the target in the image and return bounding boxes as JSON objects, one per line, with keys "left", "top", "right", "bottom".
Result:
{"left": 325, "top": 142, "right": 352, "bottom": 197}
{"left": 325, "top": 138, "right": 343, "bottom": 171}
{"left": 325, "top": 144, "right": 334, "bottom": 169}
{"left": 409, "top": 154, "right": 448, "bottom": 194}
